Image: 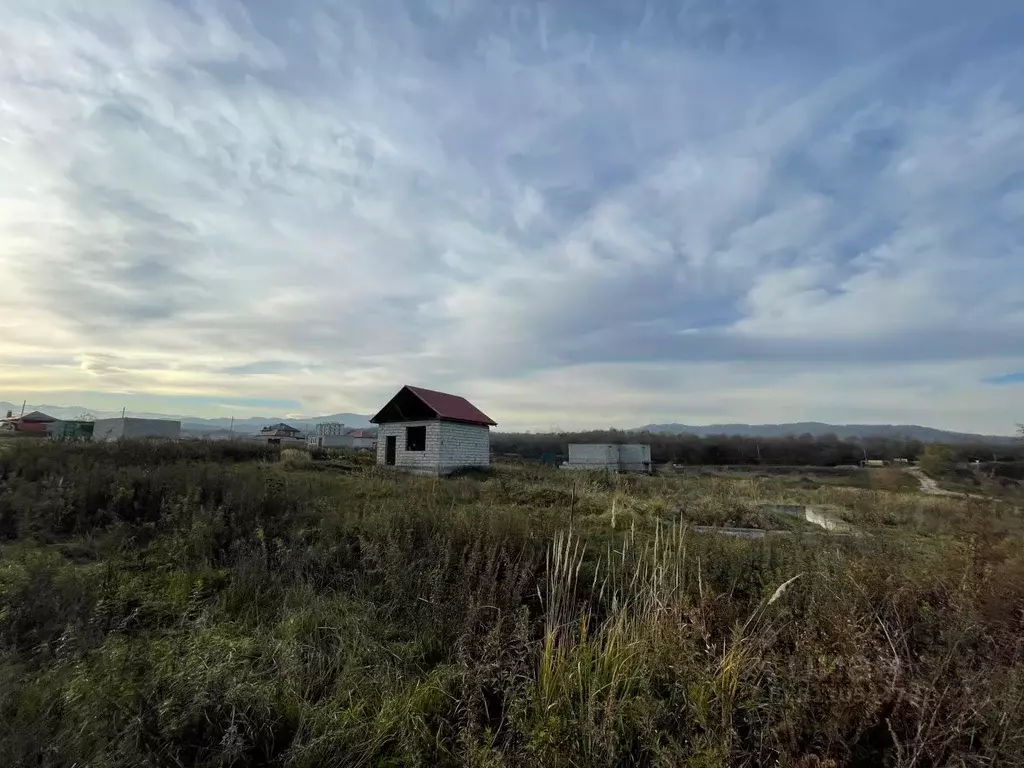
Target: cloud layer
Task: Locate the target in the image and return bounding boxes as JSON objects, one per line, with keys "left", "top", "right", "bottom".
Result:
{"left": 1, "top": 0, "right": 1022, "bottom": 431}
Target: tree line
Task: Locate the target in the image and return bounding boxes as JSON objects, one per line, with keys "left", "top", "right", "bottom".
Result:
{"left": 492, "top": 429, "right": 1024, "bottom": 467}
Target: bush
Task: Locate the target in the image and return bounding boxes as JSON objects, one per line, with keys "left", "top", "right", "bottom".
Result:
{"left": 919, "top": 443, "right": 955, "bottom": 478}
{"left": 280, "top": 448, "right": 312, "bottom": 466}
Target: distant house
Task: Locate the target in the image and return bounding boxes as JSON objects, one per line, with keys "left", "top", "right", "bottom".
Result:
{"left": 258, "top": 423, "right": 304, "bottom": 446}
{"left": 261, "top": 423, "right": 301, "bottom": 438}
{"left": 305, "top": 422, "right": 352, "bottom": 449}
{"left": 347, "top": 428, "right": 378, "bottom": 451}
{"left": 371, "top": 385, "right": 496, "bottom": 475}
{"left": 307, "top": 433, "right": 354, "bottom": 449}
{"left": 252, "top": 423, "right": 299, "bottom": 448}
{"left": 0, "top": 410, "right": 57, "bottom": 436}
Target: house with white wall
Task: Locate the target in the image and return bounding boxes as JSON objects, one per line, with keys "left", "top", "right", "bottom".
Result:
{"left": 307, "top": 422, "right": 353, "bottom": 449}
{"left": 256, "top": 423, "right": 304, "bottom": 446}
{"left": 346, "top": 428, "right": 377, "bottom": 451}
{"left": 307, "top": 433, "right": 354, "bottom": 449}
{"left": 370, "top": 385, "right": 496, "bottom": 475}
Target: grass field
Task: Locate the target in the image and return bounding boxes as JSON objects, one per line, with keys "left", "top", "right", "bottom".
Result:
{"left": 2, "top": 441, "right": 1023, "bottom": 766}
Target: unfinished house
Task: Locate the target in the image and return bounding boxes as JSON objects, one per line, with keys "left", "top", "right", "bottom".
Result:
{"left": 371, "top": 385, "right": 497, "bottom": 475}
{"left": 257, "top": 423, "right": 305, "bottom": 446}
{"left": 307, "top": 422, "right": 353, "bottom": 450}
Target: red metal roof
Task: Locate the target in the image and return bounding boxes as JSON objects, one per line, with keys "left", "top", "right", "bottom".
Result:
{"left": 373, "top": 385, "right": 497, "bottom": 426}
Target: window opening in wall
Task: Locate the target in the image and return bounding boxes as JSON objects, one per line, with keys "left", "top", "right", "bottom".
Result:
{"left": 406, "top": 425, "right": 426, "bottom": 451}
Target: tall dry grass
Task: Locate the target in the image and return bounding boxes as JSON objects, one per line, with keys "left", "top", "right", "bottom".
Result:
{"left": 532, "top": 524, "right": 813, "bottom": 764}
{"left": 1, "top": 443, "right": 1022, "bottom": 766}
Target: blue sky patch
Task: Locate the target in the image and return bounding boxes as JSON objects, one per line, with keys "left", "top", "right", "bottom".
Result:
{"left": 985, "top": 372, "right": 1024, "bottom": 385}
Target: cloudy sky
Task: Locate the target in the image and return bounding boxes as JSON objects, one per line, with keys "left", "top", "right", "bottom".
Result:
{"left": 1, "top": 0, "right": 1023, "bottom": 432}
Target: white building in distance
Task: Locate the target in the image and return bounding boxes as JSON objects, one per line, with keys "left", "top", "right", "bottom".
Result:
{"left": 316, "top": 422, "right": 346, "bottom": 436}
{"left": 347, "top": 428, "right": 377, "bottom": 451}
{"left": 306, "top": 421, "right": 353, "bottom": 449}
{"left": 307, "top": 433, "right": 354, "bottom": 449}
{"left": 562, "top": 444, "right": 652, "bottom": 474}
{"left": 371, "top": 385, "right": 496, "bottom": 475}
{"left": 256, "top": 423, "right": 305, "bottom": 446}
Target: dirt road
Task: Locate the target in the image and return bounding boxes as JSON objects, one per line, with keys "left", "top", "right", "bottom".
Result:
{"left": 905, "top": 467, "right": 984, "bottom": 498}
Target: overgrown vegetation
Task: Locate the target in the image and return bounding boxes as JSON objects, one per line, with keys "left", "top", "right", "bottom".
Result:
{"left": 918, "top": 444, "right": 956, "bottom": 479}
{"left": 493, "top": 429, "right": 1024, "bottom": 466}
{"left": 2, "top": 441, "right": 1023, "bottom": 766}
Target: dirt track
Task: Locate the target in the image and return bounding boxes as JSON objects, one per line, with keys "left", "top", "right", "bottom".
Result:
{"left": 905, "top": 467, "right": 985, "bottom": 499}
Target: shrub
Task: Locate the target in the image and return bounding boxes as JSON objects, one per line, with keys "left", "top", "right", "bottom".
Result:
{"left": 280, "top": 448, "right": 312, "bottom": 466}
{"left": 919, "top": 443, "right": 955, "bottom": 478}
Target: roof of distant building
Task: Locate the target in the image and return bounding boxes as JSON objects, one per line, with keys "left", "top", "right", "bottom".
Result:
{"left": 370, "top": 385, "right": 497, "bottom": 427}
{"left": 261, "top": 422, "right": 299, "bottom": 433}
{"left": 18, "top": 411, "right": 57, "bottom": 423}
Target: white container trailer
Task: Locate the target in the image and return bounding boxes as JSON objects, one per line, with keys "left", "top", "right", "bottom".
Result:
{"left": 92, "top": 417, "right": 181, "bottom": 442}
{"left": 618, "top": 444, "right": 652, "bottom": 473}
{"left": 566, "top": 444, "right": 620, "bottom": 471}
{"left": 563, "top": 444, "right": 652, "bottom": 474}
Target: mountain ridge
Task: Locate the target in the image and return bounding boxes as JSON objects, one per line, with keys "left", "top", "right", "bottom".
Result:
{"left": 2, "top": 401, "right": 1016, "bottom": 442}
{"left": 633, "top": 421, "right": 1019, "bottom": 443}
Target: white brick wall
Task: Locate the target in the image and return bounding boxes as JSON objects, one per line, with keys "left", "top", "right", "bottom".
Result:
{"left": 376, "top": 420, "right": 490, "bottom": 475}
{"left": 376, "top": 420, "right": 442, "bottom": 474}
{"left": 308, "top": 434, "right": 354, "bottom": 449}
{"left": 438, "top": 421, "right": 490, "bottom": 473}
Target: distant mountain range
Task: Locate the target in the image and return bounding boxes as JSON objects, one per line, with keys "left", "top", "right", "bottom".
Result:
{"left": 2, "top": 401, "right": 1016, "bottom": 443}
{"left": 0, "top": 402, "right": 373, "bottom": 435}
{"left": 634, "top": 422, "right": 1020, "bottom": 444}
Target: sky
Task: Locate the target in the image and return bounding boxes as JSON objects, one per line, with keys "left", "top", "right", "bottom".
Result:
{"left": 1, "top": 0, "right": 1023, "bottom": 433}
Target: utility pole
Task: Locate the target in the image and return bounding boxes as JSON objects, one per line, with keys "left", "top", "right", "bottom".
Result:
{"left": 20, "top": 400, "right": 26, "bottom": 417}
